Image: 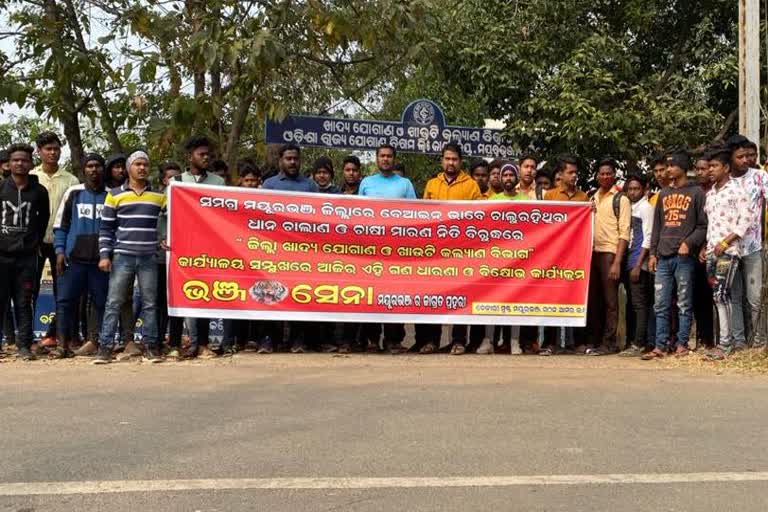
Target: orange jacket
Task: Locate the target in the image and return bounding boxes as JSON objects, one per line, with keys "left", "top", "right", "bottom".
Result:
{"left": 423, "top": 171, "right": 482, "bottom": 200}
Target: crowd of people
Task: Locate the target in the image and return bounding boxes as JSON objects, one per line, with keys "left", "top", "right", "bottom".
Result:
{"left": 0, "top": 130, "right": 765, "bottom": 363}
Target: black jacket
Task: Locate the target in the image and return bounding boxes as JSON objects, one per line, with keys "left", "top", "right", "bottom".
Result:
{"left": 0, "top": 175, "right": 50, "bottom": 256}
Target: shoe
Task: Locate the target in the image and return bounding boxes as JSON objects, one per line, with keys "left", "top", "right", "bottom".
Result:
{"left": 674, "top": 345, "right": 690, "bottom": 357}
{"left": 123, "top": 341, "right": 143, "bottom": 357}
{"left": 17, "top": 346, "right": 37, "bottom": 361}
{"left": 476, "top": 338, "right": 494, "bottom": 355}
{"left": 220, "top": 347, "right": 237, "bottom": 357}
{"left": 366, "top": 340, "right": 380, "bottom": 353}
{"left": 320, "top": 344, "right": 338, "bottom": 353}
{"left": 183, "top": 346, "right": 199, "bottom": 359}
{"left": 74, "top": 340, "right": 99, "bottom": 357}
{"left": 198, "top": 346, "right": 218, "bottom": 359}
{"left": 387, "top": 343, "right": 407, "bottom": 355}
{"left": 338, "top": 344, "right": 351, "bottom": 354}
{"left": 618, "top": 345, "right": 644, "bottom": 357}
{"left": 48, "top": 347, "right": 74, "bottom": 359}
{"left": 30, "top": 343, "right": 46, "bottom": 356}
{"left": 165, "top": 348, "right": 181, "bottom": 360}
{"left": 419, "top": 342, "right": 437, "bottom": 354}
{"left": 450, "top": 343, "right": 466, "bottom": 355}
{"left": 143, "top": 347, "right": 164, "bottom": 364}
{"left": 257, "top": 337, "right": 274, "bottom": 354}
{"left": 290, "top": 341, "right": 307, "bottom": 354}
{"left": 40, "top": 335, "right": 58, "bottom": 348}
{"left": 92, "top": 346, "right": 113, "bottom": 364}
{"left": 538, "top": 347, "right": 554, "bottom": 356}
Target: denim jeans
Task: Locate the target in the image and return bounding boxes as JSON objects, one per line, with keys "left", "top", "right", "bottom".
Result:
{"left": 56, "top": 262, "right": 109, "bottom": 346}
{"left": 99, "top": 254, "right": 158, "bottom": 348}
{"left": 731, "top": 250, "right": 764, "bottom": 347}
{"left": 707, "top": 254, "right": 741, "bottom": 350}
{"left": 654, "top": 255, "right": 694, "bottom": 350}
{"left": 0, "top": 255, "right": 37, "bottom": 350}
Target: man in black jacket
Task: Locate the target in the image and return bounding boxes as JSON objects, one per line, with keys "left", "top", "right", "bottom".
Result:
{"left": 0, "top": 143, "right": 50, "bottom": 360}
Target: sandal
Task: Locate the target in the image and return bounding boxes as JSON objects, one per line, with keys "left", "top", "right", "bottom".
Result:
{"left": 641, "top": 348, "right": 666, "bottom": 360}
{"left": 450, "top": 344, "right": 466, "bottom": 355}
{"left": 48, "top": 347, "right": 74, "bottom": 359}
{"left": 674, "top": 346, "right": 690, "bottom": 358}
{"left": 419, "top": 342, "right": 437, "bottom": 354}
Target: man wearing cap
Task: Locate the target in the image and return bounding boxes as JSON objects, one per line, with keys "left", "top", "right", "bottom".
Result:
{"left": 51, "top": 153, "right": 110, "bottom": 358}
{"left": 94, "top": 151, "right": 166, "bottom": 364}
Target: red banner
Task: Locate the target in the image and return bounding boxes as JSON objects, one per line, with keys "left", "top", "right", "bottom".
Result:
{"left": 167, "top": 183, "right": 593, "bottom": 326}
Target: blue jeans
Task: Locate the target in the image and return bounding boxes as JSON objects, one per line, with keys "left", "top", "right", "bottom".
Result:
{"left": 654, "top": 255, "right": 694, "bottom": 350}
{"left": 56, "top": 262, "right": 109, "bottom": 344}
{"left": 707, "top": 254, "right": 741, "bottom": 350}
{"left": 731, "top": 250, "right": 764, "bottom": 347}
{"left": 99, "top": 254, "right": 158, "bottom": 348}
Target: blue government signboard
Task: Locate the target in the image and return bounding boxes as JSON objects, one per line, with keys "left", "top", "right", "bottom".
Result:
{"left": 265, "top": 99, "right": 517, "bottom": 159}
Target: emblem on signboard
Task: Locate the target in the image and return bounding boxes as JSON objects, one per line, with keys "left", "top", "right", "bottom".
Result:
{"left": 412, "top": 101, "right": 436, "bottom": 126}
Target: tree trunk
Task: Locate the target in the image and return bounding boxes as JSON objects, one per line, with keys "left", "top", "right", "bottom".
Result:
{"left": 224, "top": 92, "right": 254, "bottom": 172}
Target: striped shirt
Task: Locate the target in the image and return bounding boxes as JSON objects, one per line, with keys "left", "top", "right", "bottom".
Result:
{"left": 99, "top": 182, "right": 166, "bottom": 257}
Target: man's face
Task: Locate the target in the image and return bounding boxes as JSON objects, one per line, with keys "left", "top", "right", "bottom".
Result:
{"left": 189, "top": 146, "right": 210, "bottom": 171}
{"left": 562, "top": 165, "right": 578, "bottom": 188}
{"left": 239, "top": 173, "right": 260, "bottom": 188}
{"left": 597, "top": 165, "right": 616, "bottom": 189}
{"left": 554, "top": 172, "right": 562, "bottom": 188}
{"left": 376, "top": 148, "right": 394, "bottom": 172}
{"left": 489, "top": 166, "right": 502, "bottom": 191}
{"left": 128, "top": 158, "right": 150, "bottom": 182}
{"left": 161, "top": 168, "right": 181, "bottom": 187}
{"left": 471, "top": 165, "right": 490, "bottom": 192}
{"left": 279, "top": 150, "right": 301, "bottom": 176}
{"left": 536, "top": 175, "right": 552, "bottom": 190}
{"left": 653, "top": 163, "right": 668, "bottom": 187}
{"left": 501, "top": 169, "right": 518, "bottom": 192}
{"left": 441, "top": 150, "right": 461, "bottom": 177}
{"left": 732, "top": 147, "right": 751, "bottom": 174}
{"left": 626, "top": 179, "right": 645, "bottom": 203}
{"left": 38, "top": 143, "right": 61, "bottom": 167}
{"left": 666, "top": 163, "right": 684, "bottom": 182}
{"left": 9, "top": 151, "right": 32, "bottom": 176}
{"left": 519, "top": 158, "right": 536, "bottom": 185}
{"left": 83, "top": 160, "right": 103, "bottom": 186}
{"left": 111, "top": 163, "right": 126, "bottom": 183}
{"left": 695, "top": 159, "right": 711, "bottom": 186}
{"left": 746, "top": 147, "right": 758, "bottom": 168}
{"left": 313, "top": 168, "right": 332, "bottom": 188}
{"left": 343, "top": 163, "right": 361, "bottom": 185}
{"left": 708, "top": 159, "right": 729, "bottom": 185}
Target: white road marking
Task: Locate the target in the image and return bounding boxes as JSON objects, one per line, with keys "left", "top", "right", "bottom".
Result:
{"left": 1, "top": 472, "right": 768, "bottom": 496}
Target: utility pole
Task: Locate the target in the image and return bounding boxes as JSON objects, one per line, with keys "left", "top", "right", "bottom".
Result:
{"left": 739, "top": 0, "right": 760, "bottom": 150}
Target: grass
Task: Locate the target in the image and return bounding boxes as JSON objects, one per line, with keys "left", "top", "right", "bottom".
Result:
{"left": 661, "top": 347, "right": 768, "bottom": 375}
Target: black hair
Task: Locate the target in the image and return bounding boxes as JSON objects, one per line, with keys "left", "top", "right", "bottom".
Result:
{"left": 442, "top": 142, "right": 462, "bottom": 159}
{"left": 393, "top": 163, "right": 406, "bottom": 175}
{"left": 488, "top": 159, "right": 503, "bottom": 171}
{"left": 597, "top": 157, "right": 618, "bottom": 173}
{"left": 184, "top": 135, "right": 212, "bottom": 153}
{"left": 693, "top": 153, "right": 710, "bottom": 163}
{"left": 519, "top": 153, "right": 539, "bottom": 167}
{"left": 704, "top": 144, "right": 732, "bottom": 166}
{"left": 647, "top": 153, "right": 666, "bottom": 168}
{"left": 35, "top": 131, "right": 62, "bottom": 148}
{"left": 535, "top": 168, "right": 552, "bottom": 181}
{"left": 278, "top": 143, "right": 301, "bottom": 157}
{"left": 159, "top": 160, "right": 182, "bottom": 174}
{"left": 0, "top": 150, "right": 8, "bottom": 163}
{"left": 7, "top": 143, "right": 34, "bottom": 158}
{"left": 238, "top": 160, "right": 261, "bottom": 178}
{"left": 211, "top": 159, "right": 228, "bottom": 172}
{"left": 553, "top": 154, "right": 578, "bottom": 174}
{"left": 624, "top": 174, "right": 647, "bottom": 189}
{"left": 726, "top": 135, "right": 756, "bottom": 152}
{"left": 342, "top": 155, "right": 361, "bottom": 168}
{"left": 376, "top": 144, "right": 396, "bottom": 157}
{"left": 665, "top": 150, "right": 691, "bottom": 171}
{"left": 469, "top": 159, "right": 489, "bottom": 174}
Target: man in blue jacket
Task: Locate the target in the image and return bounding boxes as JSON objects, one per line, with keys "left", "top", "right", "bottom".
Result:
{"left": 51, "top": 153, "right": 109, "bottom": 358}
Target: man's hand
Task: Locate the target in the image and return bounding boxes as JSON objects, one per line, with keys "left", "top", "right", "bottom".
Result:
{"left": 608, "top": 261, "right": 621, "bottom": 281}
{"left": 630, "top": 266, "right": 641, "bottom": 283}
{"left": 698, "top": 247, "right": 707, "bottom": 263}
{"left": 160, "top": 239, "right": 169, "bottom": 251}
{"left": 648, "top": 256, "right": 658, "bottom": 273}
{"left": 678, "top": 241, "right": 690, "bottom": 257}
{"left": 98, "top": 257, "right": 112, "bottom": 273}
{"left": 55, "top": 254, "right": 66, "bottom": 276}
{"left": 714, "top": 241, "right": 726, "bottom": 257}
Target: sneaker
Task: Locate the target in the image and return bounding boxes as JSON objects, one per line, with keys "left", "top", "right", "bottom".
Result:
{"left": 320, "top": 344, "right": 338, "bottom": 353}
{"left": 198, "top": 346, "right": 218, "bottom": 359}
{"left": 17, "top": 346, "right": 37, "bottom": 361}
{"left": 538, "top": 347, "right": 554, "bottom": 356}
{"left": 338, "top": 343, "right": 351, "bottom": 354}
{"left": 618, "top": 345, "right": 644, "bottom": 357}
{"left": 92, "top": 346, "right": 113, "bottom": 364}
{"left": 476, "top": 338, "right": 494, "bottom": 355}
{"left": 257, "top": 337, "right": 274, "bottom": 354}
{"left": 450, "top": 343, "right": 466, "bottom": 355}
{"left": 143, "top": 347, "right": 164, "bottom": 364}
{"left": 123, "top": 341, "right": 143, "bottom": 357}
{"left": 290, "top": 341, "right": 307, "bottom": 354}
{"left": 220, "top": 346, "right": 238, "bottom": 357}
{"left": 165, "top": 348, "right": 181, "bottom": 360}
{"left": 74, "top": 340, "right": 99, "bottom": 357}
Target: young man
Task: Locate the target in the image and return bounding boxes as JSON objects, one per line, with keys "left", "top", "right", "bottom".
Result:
{"left": 516, "top": 154, "right": 538, "bottom": 200}
{"left": 488, "top": 159, "right": 504, "bottom": 195}
{"left": 692, "top": 154, "right": 715, "bottom": 349}
{"left": 726, "top": 135, "right": 768, "bottom": 348}
{"left": 237, "top": 160, "right": 261, "bottom": 189}
{"left": 94, "top": 151, "right": 166, "bottom": 364}
{"left": 586, "top": 158, "right": 631, "bottom": 355}
{"left": 157, "top": 161, "right": 182, "bottom": 192}
{"left": 421, "top": 143, "right": 482, "bottom": 355}
{"left": 643, "top": 152, "right": 708, "bottom": 359}
{"left": 30, "top": 132, "right": 79, "bottom": 347}
{"left": 211, "top": 159, "right": 230, "bottom": 185}
{"left": 262, "top": 144, "right": 317, "bottom": 353}
{"left": 341, "top": 155, "right": 362, "bottom": 195}
{"left": 311, "top": 156, "right": 340, "bottom": 194}
{"left": 0, "top": 143, "right": 50, "bottom": 360}
{"left": 172, "top": 136, "right": 225, "bottom": 359}
{"left": 392, "top": 163, "right": 406, "bottom": 177}
{"left": 469, "top": 159, "right": 492, "bottom": 199}
{"left": 105, "top": 154, "right": 127, "bottom": 189}
{"left": 489, "top": 164, "right": 528, "bottom": 200}
{"left": 617, "top": 175, "right": 654, "bottom": 357}
{"left": 358, "top": 144, "right": 415, "bottom": 354}
{"left": 699, "top": 146, "right": 753, "bottom": 359}
{"left": 535, "top": 169, "right": 553, "bottom": 192}
{"left": 648, "top": 154, "right": 669, "bottom": 207}
{"left": 0, "top": 150, "right": 10, "bottom": 178}
{"left": 51, "top": 153, "right": 109, "bottom": 359}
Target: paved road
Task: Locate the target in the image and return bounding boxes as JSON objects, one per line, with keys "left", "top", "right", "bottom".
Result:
{"left": 1, "top": 354, "right": 767, "bottom": 511}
